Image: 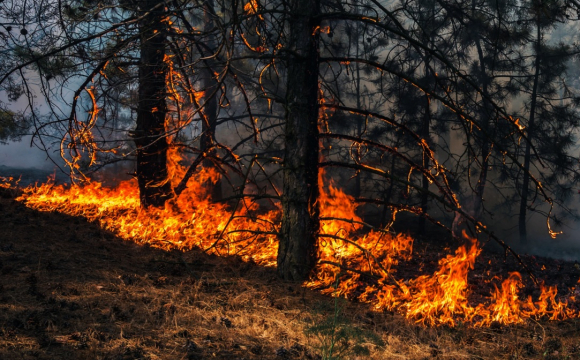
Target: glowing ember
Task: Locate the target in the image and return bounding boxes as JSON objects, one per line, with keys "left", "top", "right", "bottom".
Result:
{"left": 7, "top": 162, "right": 579, "bottom": 327}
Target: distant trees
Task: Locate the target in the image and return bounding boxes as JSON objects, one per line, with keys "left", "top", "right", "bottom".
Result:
{"left": 438, "top": 0, "right": 528, "bottom": 237}
{"left": 0, "top": 109, "right": 28, "bottom": 144}
{"left": 0, "top": 1, "right": 35, "bottom": 144}
{"left": 516, "top": 0, "right": 580, "bottom": 244}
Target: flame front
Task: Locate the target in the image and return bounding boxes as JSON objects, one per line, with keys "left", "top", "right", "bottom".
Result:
{"left": 11, "top": 163, "right": 579, "bottom": 327}
{"left": 18, "top": 154, "right": 280, "bottom": 267}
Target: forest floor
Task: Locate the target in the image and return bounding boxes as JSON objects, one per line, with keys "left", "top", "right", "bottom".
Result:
{"left": 1, "top": 190, "right": 580, "bottom": 360}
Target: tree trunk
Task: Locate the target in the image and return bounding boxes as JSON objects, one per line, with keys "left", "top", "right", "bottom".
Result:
{"left": 353, "top": 37, "right": 365, "bottom": 218}
{"left": 418, "top": 1, "right": 435, "bottom": 237}
{"left": 354, "top": 34, "right": 362, "bottom": 203}
{"left": 381, "top": 152, "right": 398, "bottom": 227}
{"left": 519, "top": 24, "right": 541, "bottom": 245}
{"left": 452, "top": 11, "right": 491, "bottom": 240}
{"left": 132, "top": 1, "right": 174, "bottom": 208}
{"left": 472, "top": 33, "right": 492, "bottom": 221}
{"left": 200, "top": 0, "right": 222, "bottom": 201}
{"left": 419, "top": 94, "right": 431, "bottom": 236}
{"left": 277, "top": 0, "right": 321, "bottom": 281}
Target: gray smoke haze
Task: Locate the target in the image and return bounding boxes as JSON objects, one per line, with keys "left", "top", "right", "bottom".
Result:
{"left": 0, "top": 136, "right": 69, "bottom": 186}
{"left": 493, "top": 208, "right": 580, "bottom": 262}
{"left": 0, "top": 136, "right": 57, "bottom": 170}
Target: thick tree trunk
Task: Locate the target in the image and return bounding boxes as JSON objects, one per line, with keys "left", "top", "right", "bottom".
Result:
{"left": 200, "top": 0, "right": 222, "bottom": 201}
{"left": 132, "top": 1, "right": 174, "bottom": 208}
{"left": 277, "top": 0, "right": 321, "bottom": 281}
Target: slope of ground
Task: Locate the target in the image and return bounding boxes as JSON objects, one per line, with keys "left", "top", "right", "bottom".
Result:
{"left": 0, "top": 165, "right": 69, "bottom": 187}
{"left": 1, "top": 191, "right": 580, "bottom": 359}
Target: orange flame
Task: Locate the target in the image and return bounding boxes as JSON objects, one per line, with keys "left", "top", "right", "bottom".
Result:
{"left": 401, "top": 236, "right": 481, "bottom": 326}
{"left": 19, "top": 151, "right": 279, "bottom": 266}
{"left": 11, "top": 160, "right": 579, "bottom": 327}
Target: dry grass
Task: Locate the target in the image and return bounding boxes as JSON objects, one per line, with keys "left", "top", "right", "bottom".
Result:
{"left": 1, "top": 195, "right": 580, "bottom": 359}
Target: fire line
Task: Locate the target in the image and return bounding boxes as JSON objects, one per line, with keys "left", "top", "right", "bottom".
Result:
{"left": 4, "top": 155, "right": 578, "bottom": 327}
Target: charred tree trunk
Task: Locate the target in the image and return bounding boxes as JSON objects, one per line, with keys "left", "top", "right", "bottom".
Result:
{"left": 277, "top": 0, "right": 321, "bottom": 281}
{"left": 519, "top": 24, "right": 541, "bottom": 245}
{"left": 200, "top": 0, "right": 222, "bottom": 201}
{"left": 132, "top": 1, "right": 174, "bottom": 208}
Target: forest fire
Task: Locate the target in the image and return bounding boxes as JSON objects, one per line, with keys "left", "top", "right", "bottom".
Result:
{"left": 4, "top": 1, "right": 580, "bottom": 358}
{"left": 6, "top": 155, "right": 578, "bottom": 328}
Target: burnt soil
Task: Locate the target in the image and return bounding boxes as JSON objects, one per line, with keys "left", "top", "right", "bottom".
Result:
{"left": 1, "top": 189, "right": 580, "bottom": 359}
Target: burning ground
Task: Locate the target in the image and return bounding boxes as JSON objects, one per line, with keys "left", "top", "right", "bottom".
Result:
{"left": 1, "top": 179, "right": 580, "bottom": 359}
{"left": 6, "top": 162, "right": 580, "bottom": 327}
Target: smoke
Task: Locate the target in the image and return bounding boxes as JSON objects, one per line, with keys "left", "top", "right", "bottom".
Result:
{"left": 0, "top": 136, "right": 58, "bottom": 170}
{"left": 492, "top": 207, "right": 580, "bottom": 262}
{"left": 523, "top": 211, "right": 580, "bottom": 262}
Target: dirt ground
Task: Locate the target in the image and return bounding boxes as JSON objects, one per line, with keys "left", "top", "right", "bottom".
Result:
{"left": 1, "top": 192, "right": 580, "bottom": 359}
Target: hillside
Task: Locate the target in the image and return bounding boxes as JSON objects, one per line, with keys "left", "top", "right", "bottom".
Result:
{"left": 1, "top": 192, "right": 580, "bottom": 359}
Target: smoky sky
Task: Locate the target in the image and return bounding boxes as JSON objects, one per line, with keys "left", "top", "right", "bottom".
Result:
{"left": 0, "top": 136, "right": 59, "bottom": 170}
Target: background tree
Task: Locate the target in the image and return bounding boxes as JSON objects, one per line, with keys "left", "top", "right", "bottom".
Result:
{"left": 515, "top": 0, "right": 580, "bottom": 244}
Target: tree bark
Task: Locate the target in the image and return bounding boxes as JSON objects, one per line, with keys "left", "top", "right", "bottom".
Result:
{"left": 277, "top": 0, "right": 321, "bottom": 281}
{"left": 132, "top": 0, "right": 174, "bottom": 208}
